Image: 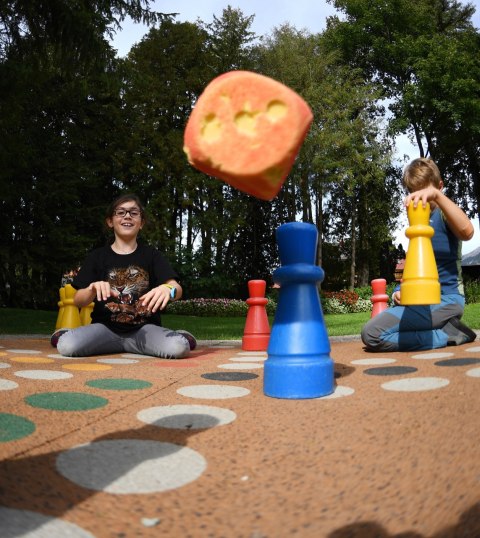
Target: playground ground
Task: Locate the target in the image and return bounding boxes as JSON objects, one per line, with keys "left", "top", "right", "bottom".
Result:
{"left": 0, "top": 334, "right": 479, "bottom": 538}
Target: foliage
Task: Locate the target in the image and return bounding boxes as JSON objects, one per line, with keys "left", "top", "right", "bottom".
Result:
{"left": 167, "top": 297, "right": 277, "bottom": 317}
{"left": 1, "top": 1, "right": 478, "bottom": 310}
{"left": 464, "top": 279, "right": 480, "bottom": 305}
{"left": 322, "top": 289, "right": 370, "bottom": 314}
{"left": 325, "top": 0, "right": 480, "bottom": 217}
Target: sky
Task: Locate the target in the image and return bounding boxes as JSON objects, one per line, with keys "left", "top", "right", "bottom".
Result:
{"left": 110, "top": 0, "right": 480, "bottom": 255}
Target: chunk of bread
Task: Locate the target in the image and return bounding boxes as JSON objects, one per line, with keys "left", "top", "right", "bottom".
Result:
{"left": 184, "top": 71, "right": 313, "bottom": 200}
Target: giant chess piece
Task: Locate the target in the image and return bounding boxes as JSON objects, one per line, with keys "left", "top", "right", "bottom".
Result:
{"left": 400, "top": 202, "right": 440, "bottom": 305}
{"left": 61, "top": 284, "right": 82, "bottom": 329}
{"left": 242, "top": 280, "right": 270, "bottom": 351}
{"left": 264, "top": 222, "right": 334, "bottom": 399}
{"left": 55, "top": 286, "right": 66, "bottom": 330}
{"left": 370, "top": 278, "right": 389, "bottom": 317}
{"left": 80, "top": 302, "right": 94, "bottom": 326}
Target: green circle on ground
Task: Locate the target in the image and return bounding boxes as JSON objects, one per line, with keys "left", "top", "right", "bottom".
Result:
{"left": 25, "top": 392, "right": 108, "bottom": 411}
{"left": 0, "top": 413, "right": 36, "bottom": 442}
{"left": 86, "top": 378, "right": 153, "bottom": 391}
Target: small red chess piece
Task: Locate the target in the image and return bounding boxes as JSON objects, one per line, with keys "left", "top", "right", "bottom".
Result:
{"left": 242, "top": 280, "right": 270, "bottom": 351}
{"left": 370, "top": 278, "right": 389, "bottom": 318}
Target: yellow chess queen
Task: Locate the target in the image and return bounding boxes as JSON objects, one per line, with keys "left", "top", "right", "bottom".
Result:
{"left": 400, "top": 202, "right": 441, "bottom": 305}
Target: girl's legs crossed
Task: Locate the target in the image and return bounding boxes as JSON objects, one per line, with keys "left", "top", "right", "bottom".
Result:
{"left": 122, "top": 325, "right": 190, "bottom": 359}
{"left": 57, "top": 324, "right": 125, "bottom": 357}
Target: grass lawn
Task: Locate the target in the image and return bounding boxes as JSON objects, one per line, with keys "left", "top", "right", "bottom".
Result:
{"left": 1, "top": 305, "right": 479, "bottom": 339}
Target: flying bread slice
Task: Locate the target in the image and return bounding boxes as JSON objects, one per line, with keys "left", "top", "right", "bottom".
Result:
{"left": 183, "top": 71, "right": 313, "bottom": 201}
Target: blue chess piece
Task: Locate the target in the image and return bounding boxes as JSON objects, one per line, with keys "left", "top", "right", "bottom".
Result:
{"left": 264, "top": 222, "right": 334, "bottom": 399}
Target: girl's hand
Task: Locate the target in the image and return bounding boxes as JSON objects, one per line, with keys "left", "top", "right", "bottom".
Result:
{"left": 88, "top": 281, "right": 118, "bottom": 302}
{"left": 140, "top": 285, "right": 171, "bottom": 313}
{"left": 392, "top": 290, "right": 401, "bottom": 305}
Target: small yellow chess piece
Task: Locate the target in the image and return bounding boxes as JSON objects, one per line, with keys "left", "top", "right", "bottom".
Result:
{"left": 80, "top": 302, "right": 94, "bottom": 325}
{"left": 400, "top": 202, "right": 440, "bottom": 305}
{"left": 61, "top": 284, "right": 82, "bottom": 328}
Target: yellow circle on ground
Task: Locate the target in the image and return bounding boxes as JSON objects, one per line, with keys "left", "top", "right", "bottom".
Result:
{"left": 63, "top": 364, "right": 112, "bottom": 371}
{"left": 10, "top": 357, "right": 55, "bottom": 364}
{"left": 0, "top": 352, "right": 7, "bottom": 356}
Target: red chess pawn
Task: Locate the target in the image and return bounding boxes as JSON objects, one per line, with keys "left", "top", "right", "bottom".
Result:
{"left": 370, "top": 278, "right": 389, "bottom": 318}
{"left": 242, "top": 280, "right": 271, "bottom": 351}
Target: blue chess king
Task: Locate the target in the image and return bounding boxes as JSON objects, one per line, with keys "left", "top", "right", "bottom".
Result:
{"left": 264, "top": 222, "right": 334, "bottom": 399}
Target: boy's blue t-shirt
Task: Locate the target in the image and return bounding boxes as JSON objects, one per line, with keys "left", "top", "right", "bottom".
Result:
{"left": 430, "top": 207, "right": 464, "bottom": 296}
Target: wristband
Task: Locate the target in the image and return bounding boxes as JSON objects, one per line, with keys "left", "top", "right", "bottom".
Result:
{"left": 163, "top": 284, "right": 177, "bottom": 299}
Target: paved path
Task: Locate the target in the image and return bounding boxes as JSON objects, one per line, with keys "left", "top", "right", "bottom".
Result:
{"left": 0, "top": 336, "right": 479, "bottom": 537}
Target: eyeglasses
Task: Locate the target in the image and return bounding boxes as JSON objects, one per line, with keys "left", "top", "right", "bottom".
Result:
{"left": 113, "top": 208, "right": 142, "bottom": 218}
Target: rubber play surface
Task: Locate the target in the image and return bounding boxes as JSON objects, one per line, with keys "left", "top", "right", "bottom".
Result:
{"left": 1, "top": 335, "right": 479, "bottom": 537}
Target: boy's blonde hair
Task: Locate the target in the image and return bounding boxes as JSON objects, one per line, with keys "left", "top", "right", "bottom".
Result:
{"left": 403, "top": 158, "right": 442, "bottom": 193}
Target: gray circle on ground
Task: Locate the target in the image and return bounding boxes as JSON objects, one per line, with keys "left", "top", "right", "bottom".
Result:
{"left": 177, "top": 385, "right": 250, "bottom": 399}
{"left": 137, "top": 404, "right": 237, "bottom": 429}
{"left": 315, "top": 385, "right": 355, "bottom": 399}
{"left": 229, "top": 356, "right": 267, "bottom": 362}
{"left": 56, "top": 439, "right": 206, "bottom": 494}
{"left": 6, "top": 349, "right": 41, "bottom": 354}
{"left": 97, "top": 358, "right": 139, "bottom": 364}
{"left": 0, "top": 362, "right": 11, "bottom": 369}
{"left": 381, "top": 377, "right": 450, "bottom": 392}
{"left": 364, "top": 366, "right": 418, "bottom": 376}
{"left": 202, "top": 372, "right": 259, "bottom": 381}
{"left": 410, "top": 352, "right": 454, "bottom": 360}
{"left": 466, "top": 367, "right": 480, "bottom": 378}
{"left": 351, "top": 358, "right": 396, "bottom": 365}
{"left": 14, "top": 370, "right": 73, "bottom": 380}
{"left": 219, "top": 362, "right": 263, "bottom": 370}
{"left": 0, "top": 506, "right": 95, "bottom": 537}
{"left": 0, "top": 379, "right": 18, "bottom": 390}
{"left": 434, "top": 357, "right": 480, "bottom": 367}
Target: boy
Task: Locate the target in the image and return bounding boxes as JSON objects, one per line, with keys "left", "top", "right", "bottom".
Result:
{"left": 361, "top": 158, "right": 476, "bottom": 351}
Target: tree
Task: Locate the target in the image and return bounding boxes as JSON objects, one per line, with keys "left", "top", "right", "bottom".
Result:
{"left": 0, "top": 0, "right": 169, "bottom": 307}
{"left": 325, "top": 0, "right": 480, "bottom": 216}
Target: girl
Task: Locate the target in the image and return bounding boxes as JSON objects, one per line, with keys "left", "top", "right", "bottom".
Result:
{"left": 57, "top": 194, "right": 195, "bottom": 358}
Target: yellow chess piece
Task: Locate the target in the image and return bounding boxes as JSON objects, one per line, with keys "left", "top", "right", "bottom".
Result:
{"left": 400, "top": 202, "right": 440, "bottom": 305}
{"left": 80, "top": 302, "right": 94, "bottom": 325}
{"left": 61, "top": 284, "right": 82, "bottom": 328}
{"left": 55, "top": 286, "right": 66, "bottom": 330}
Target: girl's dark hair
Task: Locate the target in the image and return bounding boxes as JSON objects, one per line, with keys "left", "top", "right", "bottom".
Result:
{"left": 105, "top": 194, "right": 146, "bottom": 220}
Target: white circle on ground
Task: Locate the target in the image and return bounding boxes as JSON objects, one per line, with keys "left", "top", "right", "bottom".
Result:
{"left": 177, "top": 385, "right": 250, "bottom": 399}
{"left": 466, "top": 367, "right": 480, "bottom": 378}
{"left": 316, "top": 385, "right": 355, "bottom": 399}
{"left": 56, "top": 439, "right": 206, "bottom": 494}
{"left": 48, "top": 353, "right": 79, "bottom": 360}
{"left": 6, "top": 349, "right": 41, "bottom": 354}
{"left": 465, "top": 346, "right": 480, "bottom": 353}
{"left": 381, "top": 377, "right": 450, "bottom": 392}
{"left": 0, "top": 378, "right": 18, "bottom": 390}
{"left": 0, "top": 506, "right": 95, "bottom": 538}
{"left": 0, "top": 362, "right": 11, "bottom": 369}
{"left": 410, "top": 352, "right": 454, "bottom": 360}
{"left": 230, "top": 356, "right": 267, "bottom": 362}
{"left": 121, "top": 353, "right": 153, "bottom": 359}
{"left": 351, "top": 358, "right": 396, "bottom": 365}
{"left": 137, "top": 404, "right": 237, "bottom": 429}
{"left": 219, "top": 362, "right": 263, "bottom": 370}
{"left": 237, "top": 351, "right": 267, "bottom": 356}
{"left": 97, "top": 358, "right": 139, "bottom": 364}
{"left": 14, "top": 370, "right": 74, "bottom": 380}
